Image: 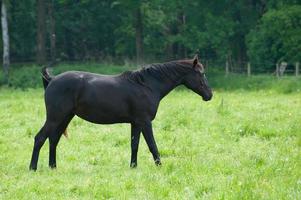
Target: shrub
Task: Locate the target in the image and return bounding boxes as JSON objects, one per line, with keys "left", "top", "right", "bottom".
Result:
{"left": 0, "top": 63, "right": 300, "bottom": 93}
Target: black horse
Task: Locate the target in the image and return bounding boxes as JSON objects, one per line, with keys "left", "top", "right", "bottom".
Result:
{"left": 29, "top": 55, "right": 212, "bottom": 171}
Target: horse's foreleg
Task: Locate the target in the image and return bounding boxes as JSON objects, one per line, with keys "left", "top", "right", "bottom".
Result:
{"left": 142, "top": 121, "right": 161, "bottom": 166}
{"left": 29, "top": 126, "right": 48, "bottom": 171}
{"left": 130, "top": 123, "right": 142, "bottom": 168}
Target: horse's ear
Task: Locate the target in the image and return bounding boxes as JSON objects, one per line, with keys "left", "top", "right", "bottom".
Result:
{"left": 193, "top": 54, "right": 199, "bottom": 67}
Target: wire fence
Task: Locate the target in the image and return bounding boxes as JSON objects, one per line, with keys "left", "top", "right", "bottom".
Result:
{"left": 6, "top": 57, "right": 301, "bottom": 77}
{"left": 204, "top": 59, "right": 300, "bottom": 77}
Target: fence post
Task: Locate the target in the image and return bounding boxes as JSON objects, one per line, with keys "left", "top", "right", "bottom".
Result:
{"left": 296, "top": 62, "right": 299, "bottom": 77}
{"left": 279, "top": 61, "right": 287, "bottom": 76}
{"left": 276, "top": 63, "right": 279, "bottom": 78}
{"left": 225, "top": 61, "right": 229, "bottom": 76}
{"left": 247, "top": 62, "right": 251, "bottom": 77}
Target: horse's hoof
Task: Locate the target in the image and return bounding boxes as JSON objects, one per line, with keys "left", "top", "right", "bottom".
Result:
{"left": 29, "top": 166, "right": 37, "bottom": 171}
{"left": 130, "top": 162, "right": 137, "bottom": 168}
{"left": 155, "top": 159, "right": 161, "bottom": 166}
{"left": 49, "top": 164, "right": 57, "bottom": 169}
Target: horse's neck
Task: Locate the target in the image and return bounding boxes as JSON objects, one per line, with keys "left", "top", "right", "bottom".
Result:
{"left": 147, "top": 71, "right": 184, "bottom": 99}
{"left": 138, "top": 62, "right": 191, "bottom": 99}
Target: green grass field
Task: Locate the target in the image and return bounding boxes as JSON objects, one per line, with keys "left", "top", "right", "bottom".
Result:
{"left": 0, "top": 85, "right": 300, "bottom": 199}
{"left": 0, "top": 64, "right": 301, "bottom": 199}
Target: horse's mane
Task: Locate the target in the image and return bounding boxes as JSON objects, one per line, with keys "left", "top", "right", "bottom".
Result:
{"left": 120, "top": 60, "right": 194, "bottom": 85}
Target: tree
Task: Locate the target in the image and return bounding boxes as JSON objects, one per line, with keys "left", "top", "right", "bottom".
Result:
{"left": 116, "top": 0, "right": 145, "bottom": 64}
{"left": 247, "top": 5, "right": 301, "bottom": 70}
{"left": 37, "top": 0, "right": 46, "bottom": 65}
{"left": 1, "top": 0, "right": 9, "bottom": 82}
{"left": 2, "top": 0, "right": 300, "bottom": 70}
{"left": 135, "top": 4, "right": 144, "bottom": 64}
{"left": 9, "top": 0, "right": 36, "bottom": 62}
{"left": 47, "top": 0, "right": 56, "bottom": 64}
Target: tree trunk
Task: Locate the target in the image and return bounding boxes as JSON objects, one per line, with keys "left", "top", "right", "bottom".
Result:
{"left": 135, "top": 6, "right": 143, "bottom": 65}
{"left": 182, "top": 13, "right": 187, "bottom": 58}
{"left": 178, "top": 11, "right": 187, "bottom": 58}
{"left": 64, "top": 27, "right": 74, "bottom": 60}
{"left": 37, "top": 0, "right": 46, "bottom": 65}
{"left": 1, "top": 0, "right": 9, "bottom": 82}
{"left": 48, "top": 0, "right": 56, "bottom": 64}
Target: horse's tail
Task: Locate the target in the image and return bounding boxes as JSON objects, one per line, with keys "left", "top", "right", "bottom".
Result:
{"left": 41, "top": 67, "right": 53, "bottom": 90}
{"left": 41, "top": 67, "right": 69, "bottom": 138}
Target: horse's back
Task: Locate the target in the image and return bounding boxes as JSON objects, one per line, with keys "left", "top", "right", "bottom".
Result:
{"left": 45, "top": 70, "right": 115, "bottom": 94}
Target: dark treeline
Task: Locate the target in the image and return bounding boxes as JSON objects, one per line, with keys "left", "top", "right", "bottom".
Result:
{"left": 2, "top": 0, "right": 301, "bottom": 69}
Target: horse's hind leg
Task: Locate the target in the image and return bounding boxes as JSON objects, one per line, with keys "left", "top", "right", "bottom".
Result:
{"left": 29, "top": 126, "right": 48, "bottom": 171}
{"left": 29, "top": 121, "right": 61, "bottom": 171}
{"left": 29, "top": 113, "right": 73, "bottom": 171}
{"left": 48, "top": 114, "right": 74, "bottom": 169}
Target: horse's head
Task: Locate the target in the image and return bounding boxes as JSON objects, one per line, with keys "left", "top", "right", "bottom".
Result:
{"left": 182, "top": 55, "right": 213, "bottom": 101}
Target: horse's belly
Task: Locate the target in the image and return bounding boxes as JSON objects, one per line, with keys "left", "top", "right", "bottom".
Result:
{"left": 74, "top": 100, "right": 132, "bottom": 124}
{"left": 75, "top": 111, "right": 131, "bottom": 124}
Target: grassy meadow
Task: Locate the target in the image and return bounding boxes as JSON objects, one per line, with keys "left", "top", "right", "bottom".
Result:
{"left": 0, "top": 64, "right": 301, "bottom": 199}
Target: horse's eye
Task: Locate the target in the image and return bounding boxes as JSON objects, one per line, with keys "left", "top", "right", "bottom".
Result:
{"left": 200, "top": 73, "right": 206, "bottom": 79}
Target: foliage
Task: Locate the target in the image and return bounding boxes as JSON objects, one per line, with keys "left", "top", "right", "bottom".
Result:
{"left": 247, "top": 5, "right": 301, "bottom": 69}
{"left": 2, "top": 0, "right": 300, "bottom": 66}
{"left": 8, "top": 0, "right": 36, "bottom": 62}
{"left": 0, "top": 88, "right": 300, "bottom": 199}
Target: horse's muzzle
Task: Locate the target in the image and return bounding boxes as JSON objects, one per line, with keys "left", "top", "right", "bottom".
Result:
{"left": 202, "top": 90, "right": 213, "bottom": 101}
{"left": 202, "top": 95, "right": 212, "bottom": 101}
